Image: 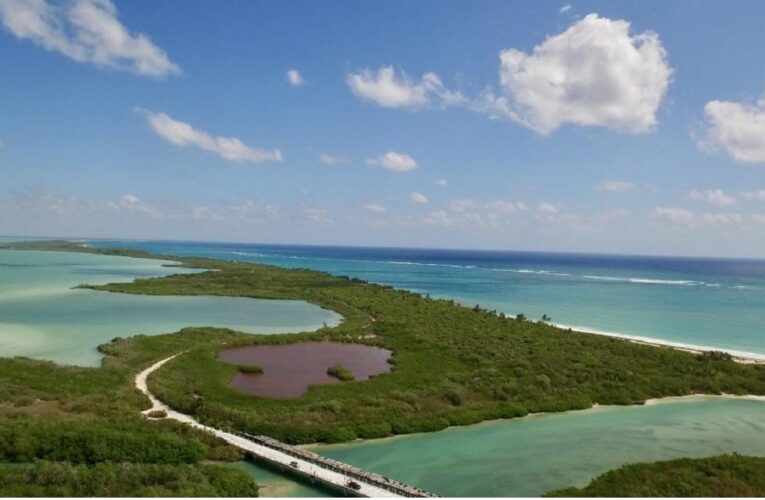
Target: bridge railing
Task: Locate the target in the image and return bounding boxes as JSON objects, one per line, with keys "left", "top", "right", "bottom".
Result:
{"left": 233, "top": 431, "right": 436, "bottom": 497}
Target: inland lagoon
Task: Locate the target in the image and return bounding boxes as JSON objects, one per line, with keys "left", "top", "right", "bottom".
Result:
{"left": 313, "top": 397, "right": 765, "bottom": 497}
{"left": 0, "top": 249, "right": 341, "bottom": 366}
{"left": 219, "top": 342, "right": 391, "bottom": 398}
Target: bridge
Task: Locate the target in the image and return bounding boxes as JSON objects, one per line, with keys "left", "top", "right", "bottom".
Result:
{"left": 136, "top": 354, "right": 437, "bottom": 498}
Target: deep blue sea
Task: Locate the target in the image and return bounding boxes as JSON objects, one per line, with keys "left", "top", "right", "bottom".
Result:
{"left": 85, "top": 239, "right": 765, "bottom": 357}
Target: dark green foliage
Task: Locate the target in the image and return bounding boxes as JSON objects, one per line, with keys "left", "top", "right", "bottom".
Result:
{"left": 0, "top": 418, "right": 208, "bottom": 464}
{"left": 547, "top": 454, "right": 765, "bottom": 497}
{"left": 703, "top": 351, "right": 733, "bottom": 362}
{"left": 0, "top": 461, "right": 257, "bottom": 497}
{"left": 327, "top": 365, "right": 355, "bottom": 381}
{"left": 4, "top": 240, "right": 765, "bottom": 452}
{"left": 237, "top": 364, "right": 264, "bottom": 374}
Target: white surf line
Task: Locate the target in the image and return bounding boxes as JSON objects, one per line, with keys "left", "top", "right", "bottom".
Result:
{"left": 135, "top": 354, "right": 423, "bottom": 498}
{"left": 547, "top": 321, "right": 765, "bottom": 365}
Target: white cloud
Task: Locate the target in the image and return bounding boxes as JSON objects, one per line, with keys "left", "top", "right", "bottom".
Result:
{"left": 701, "top": 98, "right": 765, "bottom": 164}
{"left": 689, "top": 189, "right": 737, "bottom": 207}
{"left": 191, "top": 206, "right": 224, "bottom": 222}
{"left": 434, "top": 178, "right": 447, "bottom": 186}
{"left": 367, "top": 151, "right": 417, "bottom": 172}
{"left": 421, "top": 210, "right": 451, "bottom": 226}
{"left": 346, "top": 66, "right": 465, "bottom": 109}
{"left": 654, "top": 206, "right": 695, "bottom": 226}
{"left": 318, "top": 153, "right": 349, "bottom": 165}
{"left": 742, "top": 189, "right": 765, "bottom": 202}
{"left": 410, "top": 192, "right": 429, "bottom": 204}
{"left": 363, "top": 203, "right": 386, "bottom": 213}
{"left": 484, "top": 13, "right": 671, "bottom": 134}
{"left": 752, "top": 214, "right": 765, "bottom": 224}
{"left": 701, "top": 212, "right": 743, "bottom": 225}
{"left": 108, "top": 194, "right": 163, "bottom": 218}
{"left": 537, "top": 202, "right": 560, "bottom": 215}
{"left": 139, "top": 109, "right": 283, "bottom": 164}
{"left": 299, "top": 207, "right": 333, "bottom": 224}
{"left": 0, "top": 0, "right": 180, "bottom": 77}
{"left": 286, "top": 69, "right": 304, "bottom": 86}
{"left": 486, "top": 200, "right": 528, "bottom": 213}
{"left": 559, "top": 4, "right": 572, "bottom": 13}
{"left": 597, "top": 180, "right": 635, "bottom": 192}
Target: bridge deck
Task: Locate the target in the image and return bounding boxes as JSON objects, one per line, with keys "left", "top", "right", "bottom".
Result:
{"left": 136, "top": 354, "right": 437, "bottom": 498}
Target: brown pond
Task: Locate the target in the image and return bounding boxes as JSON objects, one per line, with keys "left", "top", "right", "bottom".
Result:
{"left": 218, "top": 341, "right": 392, "bottom": 399}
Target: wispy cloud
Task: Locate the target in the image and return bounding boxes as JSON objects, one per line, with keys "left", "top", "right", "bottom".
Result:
{"left": 689, "top": 189, "right": 737, "bottom": 207}
{"left": 318, "top": 153, "right": 349, "bottom": 165}
{"left": 299, "top": 207, "right": 333, "bottom": 224}
{"left": 742, "top": 189, "right": 765, "bottom": 202}
{"left": 0, "top": 0, "right": 180, "bottom": 77}
{"left": 286, "top": 69, "right": 304, "bottom": 86}
{"left": 434, "top": 178, "right": 447, "bottom": 187}
{"left": 363, "top": 203, "right": 386, "bottom": 213}
{"left": 654, "top": 206, "right": 695, "bottom": 226}
{"left": 347, "top": 66, "right": 465, "bottom": 109}
{"left": 367, "top": 151, "right": 417, "bottom": 172}
{"left": 410, "top": 192, "right": 429, "bottom": 204}
{"left": 138, "top": 109, "right": 283, "bottom": 164}
{"left": 597, "top": 180, "right": 635, "bottom": 192}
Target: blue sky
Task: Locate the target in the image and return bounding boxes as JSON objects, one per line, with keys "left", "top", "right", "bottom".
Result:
{"left": 2, "top": 0, "right": 765, "bottom": 257}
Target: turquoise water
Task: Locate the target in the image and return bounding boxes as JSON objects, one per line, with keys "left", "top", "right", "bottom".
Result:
{"left": 0, "top": 249, "right": 341, "bottom": 366}
{"left": 228, "top": 461, "right": 332, "bottom": 498}
{"left": 5, "top": 239, "right": 765, "bottom": 496}
{"left": 91, "top": 240, "right": 765, "bottom": 357}
{"left": 315, "top": 397, "right": 765, "bottom": 496}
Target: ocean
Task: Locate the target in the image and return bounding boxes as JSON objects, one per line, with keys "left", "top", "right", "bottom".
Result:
{"left": 90, "top": 239, "right": 765, "bottom": 357}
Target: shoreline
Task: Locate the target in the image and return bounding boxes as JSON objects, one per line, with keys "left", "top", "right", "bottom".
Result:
{"left": 549, "top": 320, "right": 765, "bottom": 365}
{"left": 307, "top": 393, "right": 765, "bottom": 452}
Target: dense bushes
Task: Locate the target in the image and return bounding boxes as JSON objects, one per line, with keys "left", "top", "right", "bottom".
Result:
{"left": 548, "top": 454, "right": 765, "bottom": 497}
{"left": 0, "top": 418, "right": 210, "bottom": 464}
{"left": 0, "top": 461, "right": 258, "bottom": 497}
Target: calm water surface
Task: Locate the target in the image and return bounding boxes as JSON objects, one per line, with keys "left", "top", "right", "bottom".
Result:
{"left": 314, "top": 397, "right": 765, "bottom": 496}
{"left": 0, "top": 249, "right": 341, "bottom": 366}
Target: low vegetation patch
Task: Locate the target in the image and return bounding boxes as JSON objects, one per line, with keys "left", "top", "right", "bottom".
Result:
{"left": 327, "top": 365, "right": 355, "bottom": 382}
{"left": 0, "top": 461, "right": 257, "bottom": 497}
{"left": 547, "top": 454, "right": 765, "bottom": 497}
{"left": 237, "top": 364, "right": 264, "bottom": 375}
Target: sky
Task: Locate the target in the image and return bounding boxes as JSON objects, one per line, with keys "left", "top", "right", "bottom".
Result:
{"left": 1, "top": 0, "right": 765, "bottom": 258}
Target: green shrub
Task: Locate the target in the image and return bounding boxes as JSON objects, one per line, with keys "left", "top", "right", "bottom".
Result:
{"left": 237, "top": 364, "right": 264, "bottom": 374}
{"left": 326, "top": 365, "right": 355, "bottom": 382}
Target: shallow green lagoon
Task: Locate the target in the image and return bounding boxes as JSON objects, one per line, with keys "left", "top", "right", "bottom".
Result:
{"left": 0, "top": 250, "right": 341, "bottom": 366}
{"left": 314, "top": 397, "right": 765, "bottom": 497}
{"left": 229, "top": 461, "right": 332, "bottom": 498}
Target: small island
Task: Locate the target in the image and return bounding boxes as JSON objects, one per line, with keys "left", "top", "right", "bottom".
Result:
{"left": 327, "top": 364, "right": 355, "bottom": 382}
